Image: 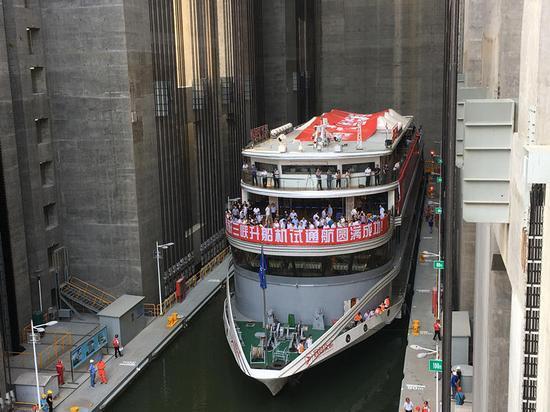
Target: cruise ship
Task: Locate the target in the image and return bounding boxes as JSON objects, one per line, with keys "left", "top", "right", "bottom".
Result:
{"left": 223, "top": 108, "right": 424, "bottom": 395}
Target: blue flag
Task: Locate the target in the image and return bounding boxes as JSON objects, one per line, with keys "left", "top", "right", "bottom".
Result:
{"left": 258, "top": 246, "right": 267, "bottom": 289}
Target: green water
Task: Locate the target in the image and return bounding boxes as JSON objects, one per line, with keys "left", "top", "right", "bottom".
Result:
{"left": 109, "top": 290, "right": 408, "bottom": 412}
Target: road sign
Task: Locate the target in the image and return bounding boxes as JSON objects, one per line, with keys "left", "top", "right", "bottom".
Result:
{"left": 435, "top": 207, "right": 442, "bottom": 214}
{"left": 433, "top": 260, "right": 445, "bottom": 270}
{"left": 436, "top": 176, "right": 443, "bottom": 183}
{"left": 429, "top": 359, "right": 443, "bottom": 372}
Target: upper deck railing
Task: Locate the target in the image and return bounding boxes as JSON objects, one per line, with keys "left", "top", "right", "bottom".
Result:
{"left": 242, "top": 170, "right": 398, "bottom": 191}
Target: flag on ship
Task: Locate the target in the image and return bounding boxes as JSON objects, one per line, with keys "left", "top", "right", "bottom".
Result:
{"left": 258, "top": 246, "right": 267, "bottom": 289}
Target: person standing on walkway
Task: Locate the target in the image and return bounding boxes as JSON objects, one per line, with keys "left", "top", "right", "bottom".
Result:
{"left": 433, "top": 318, "right": 442, "bottom": 341}
{"left": 55, "top": 358, "right": 65, "bottom": 385}
{"left": 46, "top": 390, "right": 53, "bottom": 411}
{"left": 97, "top": 358, "right": 108, "bottom": 384}
{"left": 40, "top": 394, "right": 48, "bottom": 411}
{"left": 428, "top": 213, "right": 434, "bottom": 234}
{"left": 273, "top": 168, "right": 280, "bottom": 188}
{"left": 251, "top": 164, "right": 257, "bottom": 185}
{"left": 450, "top": 369, "right": 459, "bottom": 397}
{"left": 316, "top": 168, "right": 323, "bottom": 190}
{"left": 89, "top": 359, "right": 96, "bottom": 387}
{"left": 374, "top": 164, "right": 381, "bottom": 185}
{"left": 113, "top": 334, "right": 123, "bottom": 358}
{"left": 421, "top": 400, "right": 431, "bottom": 412}
{"left": 455, "top": 386, "right": 465, "bottom": 405}
{"left": 335, "top": 170, "right": 342, "bottom": 189}
{"left": 365, "top": 166, "right": 372, "bottom": 187}
{"left": 403, "top": 397, "right": 414, "bottom": 412}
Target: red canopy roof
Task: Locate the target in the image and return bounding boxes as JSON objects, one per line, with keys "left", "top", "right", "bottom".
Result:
{"left": 295, "top": 109, "right": 388, "bottom": 142}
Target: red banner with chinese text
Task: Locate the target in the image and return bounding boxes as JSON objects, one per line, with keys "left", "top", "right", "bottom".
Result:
{"left": 226, "top": 215, "right": 390, "bottom": 246}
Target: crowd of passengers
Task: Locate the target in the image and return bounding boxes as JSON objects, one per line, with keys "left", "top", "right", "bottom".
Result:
{"left": 353, "top": 296, "right": 392, "bottom": 326}
{"left": 226, "top": 201, "right": 388, "bottom": 230}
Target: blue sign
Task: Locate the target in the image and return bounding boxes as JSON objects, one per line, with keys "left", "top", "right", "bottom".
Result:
{"left": 70, "top": 327, "right": 108, "bottom": 369}
{"left": 258, "top": 247, "right": 267, "bottom": 290}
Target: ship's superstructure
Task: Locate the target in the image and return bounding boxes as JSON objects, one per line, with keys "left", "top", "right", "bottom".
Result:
{"left": 223, "top": 109, "right": 424, "bottom": 394}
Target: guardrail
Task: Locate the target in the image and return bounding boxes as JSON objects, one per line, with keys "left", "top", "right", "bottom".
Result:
{"left": 145, "top": 247, "right": 230, "bottom": 317}
{"left": 9, "top": 332, "right": 73, "bottom": 368}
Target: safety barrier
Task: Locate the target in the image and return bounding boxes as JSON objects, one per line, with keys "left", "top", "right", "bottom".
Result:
{"left": 9, "top": 332, "right": 73, "bottom": 368}
{"left": 145, "top": 247, "right": 230, "bottom": 317}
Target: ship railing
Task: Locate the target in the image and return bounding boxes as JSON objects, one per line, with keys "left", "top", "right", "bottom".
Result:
{"left": 242, "top": 170, "right": 398, "bottom": 191}
{"left": 279, "top": 256, "right": 403, "bottom": 377}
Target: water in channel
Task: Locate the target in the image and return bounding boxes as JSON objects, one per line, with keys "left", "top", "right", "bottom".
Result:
{"left": 109, "top": 287, "right": 409, "bottom": 412}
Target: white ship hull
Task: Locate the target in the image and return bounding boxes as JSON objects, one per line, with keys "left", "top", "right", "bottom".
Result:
{"left": 223, "top": 260, "right": 407, "bottom": 395}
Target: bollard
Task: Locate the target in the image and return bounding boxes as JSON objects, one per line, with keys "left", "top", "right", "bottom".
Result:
{"left": 412, "top": 319, "right": 420, "bottom": 336}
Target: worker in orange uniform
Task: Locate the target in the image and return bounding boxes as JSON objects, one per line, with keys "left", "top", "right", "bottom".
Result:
{"left": 55, "top": 359, "right": 65, "bottom": 385}
{"left": 97, "top": 358, "right": 108, "bottom": 384}
{"left": 353, "top": 312, "right": 362, "bottom": 326}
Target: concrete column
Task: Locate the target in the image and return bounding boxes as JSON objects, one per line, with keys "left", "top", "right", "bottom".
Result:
{"left": 472, "top": 223, "right": 491, "bottom": 411}
{"left": 388, "top": 191, "right": 395, "bottom": 213}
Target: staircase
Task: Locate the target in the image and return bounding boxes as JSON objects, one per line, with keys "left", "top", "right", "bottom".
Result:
{"left": 60, "top": 277, "right": 116, "bottom": 313}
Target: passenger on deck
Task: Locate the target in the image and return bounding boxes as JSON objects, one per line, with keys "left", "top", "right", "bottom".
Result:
{"left": 306, "top": 335, "right": 313, "bottom": 349}
{"left": 353, "top": 312, "right": 362, "bottom": 326}
{"left": 375, "top": 307, "right": 382, "bottom": 315}
{"left": 384, "top": 296, "right": 391, "bottom": 309}
{"left": 298, "top": 341, "right": 305, "bottom": 353}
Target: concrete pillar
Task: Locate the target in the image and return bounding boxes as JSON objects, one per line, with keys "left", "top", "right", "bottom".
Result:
{"left": 472, "top": 223, "right": 491, "bottom": 411}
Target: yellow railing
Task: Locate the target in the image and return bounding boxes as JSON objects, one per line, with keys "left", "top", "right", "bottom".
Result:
{"left": 145, "top": 247, "right": 230, "bottom": 317}
{"left": 9, "top": 332, "right": 73, "bottom": 368}
{"left": 68, "top": 276, "right": 116, "bottom": 306}
{"left": 20, "top": 311, "right": 53, "bottom": 344}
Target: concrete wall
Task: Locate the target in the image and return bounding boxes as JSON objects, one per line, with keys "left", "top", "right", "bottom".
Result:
{"left": 461, "top": 0, "right": 550, "bottom": 409}
{"left": 41, "top": 0, "right": 161, "bottom": 299}
{"left": 316, "top": 0, "right": 445, "bottom": 142}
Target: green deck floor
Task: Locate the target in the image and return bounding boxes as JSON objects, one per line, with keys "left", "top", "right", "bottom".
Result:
{"left": 235, "top": 321, "right": 326, "bottom": 369}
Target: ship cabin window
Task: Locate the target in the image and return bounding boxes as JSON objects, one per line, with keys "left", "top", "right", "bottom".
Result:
{"left": 278, "top": 197, "right": 345, "bottom": 221}
{"left": 233, "top": 242, "right": 393, "bottom": 277}
{"left": 355, "top": 193, "right": 388, "bottom": 214}
{"left": 342, "top": 162, "right": 376, "bottom": 173}
{"left": 254, "top": 162, "right": 277, "bottom": 173}
{"left": 281, "top": 165, "right": 337, "bottom": 174}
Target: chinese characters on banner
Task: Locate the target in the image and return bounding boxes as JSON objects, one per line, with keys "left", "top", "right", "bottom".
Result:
{"left": 226, "top": 215, "right": 389, "bottom": 246}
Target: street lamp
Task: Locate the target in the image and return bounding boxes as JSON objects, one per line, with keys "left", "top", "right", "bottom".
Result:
{"left": 30, "top": 320, "right": 58, "bottom": 410}
{"left": 155, "top": 241, "right": 174, "bottom": 316}
{"left": 410, "top": 343, "right": 440, "bottom": 411}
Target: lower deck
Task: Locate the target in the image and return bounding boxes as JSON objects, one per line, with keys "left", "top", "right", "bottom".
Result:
{"left": 235, "top": 320, "right": 325, "bottom": 369}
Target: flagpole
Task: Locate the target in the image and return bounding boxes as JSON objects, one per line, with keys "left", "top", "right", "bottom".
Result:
{"left": 263, "top": 288, "right": 267, "bottom": 329}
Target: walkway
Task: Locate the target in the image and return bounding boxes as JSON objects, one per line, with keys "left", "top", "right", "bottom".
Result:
{"left": 398, "top": 201, "right": 472, "bottom": 411}
{"left": 52, "top": 256, "right": 232, "bottom": 412}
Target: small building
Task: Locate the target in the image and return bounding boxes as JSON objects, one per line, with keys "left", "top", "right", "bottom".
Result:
{"left": 97, "top": 295, "right": 146, "bottom": 347}
{"left": 15, "top": 372, "right": 58, "bottom": 403}
{"left": 452, "top": 310, "right": 471, "bottom": 365}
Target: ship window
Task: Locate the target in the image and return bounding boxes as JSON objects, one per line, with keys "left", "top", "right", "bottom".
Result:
{"left": 282, "top": 165, "right": 337, "bottom": 174}
{"left": 254, "top": 162, "right": 277, "bottom": 172}
{"left": 232, "top": 241, "right": 392, "bottom": 278}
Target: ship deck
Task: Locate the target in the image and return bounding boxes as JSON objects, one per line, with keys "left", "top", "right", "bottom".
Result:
{"left": 235, "top": 320, "right": 326, "bottom": 369}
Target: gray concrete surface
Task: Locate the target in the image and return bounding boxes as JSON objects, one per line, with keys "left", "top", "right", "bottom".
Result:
{"left": 49, "top": 256, "right": 231, "bottom": 412}
{"left": 399, "top": 196, "right": 472, "bottom": 411}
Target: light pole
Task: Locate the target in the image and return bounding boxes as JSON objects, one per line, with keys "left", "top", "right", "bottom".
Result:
{"left": 410, "top": 343, "right": 440, "bottom": 410}
{"left": 155, "top": 241, "right": 174, "bottom": 316}
{"left": 30, "top": 320, "right": 58, "bottom": 410}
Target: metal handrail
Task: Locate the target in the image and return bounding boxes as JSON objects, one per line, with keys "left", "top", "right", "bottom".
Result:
{"left": 69, "top": 277, "right": 116, "bottom": 302}
{"left": 145, "top": 247, "right": 230, "bottom": 317}
{"left": 64, "top": 279, "right": 114, "bottom": 308}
